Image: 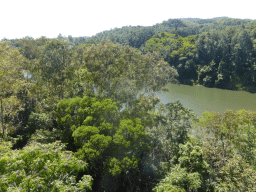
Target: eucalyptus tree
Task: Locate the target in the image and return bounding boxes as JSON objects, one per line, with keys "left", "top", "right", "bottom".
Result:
{"left": 74, "top": 40, "right": 178, "bottom": 110}
{"left": 17, "top": 38, "right": 39, "bottom": 60}
{"left": 56, "top": 41, "right": 179, "bottom": 191}
{"left": 38, "top": 39, "right": 74, "bottom": 101}
{"left": 141, "top": 101, "right": 197, "bottom": 190}
{"left": 0, "top": 42, "right": 29, "bottom": 137}
{"left": 194, "top": 110, "right": 256, "bottom": 190}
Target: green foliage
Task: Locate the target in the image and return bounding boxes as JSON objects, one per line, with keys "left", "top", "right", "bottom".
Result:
{"left": 73, "top": 40, "right": 178, "bottom": 109}
{"left": 194, "top": 110, "right": 256, "bottom": 191}
{"left": 146, "top": 101, "right": 197, "bottom": 164}
{"left": 86, "top": 25, "right": 155, "bottom": 49}
{"left": 26, "top": 112, "right": 53, "bottom": 134}
{"left": 136, "top": 19, "right": 256, "bottom": 91}
{"left": 138, "top": 101, "right": 197, "bottom": 191}
{"left": 2, "top": 17, "right": 256, "bottom": 191}
{"left": 216, "top": 155, "right": 256, "bottom": 191}
{"left": 145, "top": 32, "right": 197, "bottom": 84}
{"left": 195, "top": 27, "right": 256, "bottom": 90}
{"left": 86, "top": 17, "right": 248, "bottom": 50}
{"left": 56, "top": 96, "right": 150, "bottom": 191}
{"left": 153, "top": 142, "right": 211, "bottom": 192}
{"left": 38, "top": 39, "right": 74, "bottom": 100}
{"left": 56, "top": 96, "right": 117, "bottom": 148}
{"left": 0, "top": 42, "right": 32, "bottom": 137}
{"left": 17, "top": 38, "right": 41, "bottom": 60}
{"left": 198, "top": 110, "right": 256, "bottom": 166}
{"left": 29, "top": 129, "right": 61, "bottom": 144}
{"left": 0, "top": 141, "right": 93, "bottom": 191}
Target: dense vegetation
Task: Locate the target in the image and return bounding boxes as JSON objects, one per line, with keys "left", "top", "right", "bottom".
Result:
{"left": 0, "top": 17, "right": 256, "bottom": 191}
{"left": 86, "top": 17, "right": 256, "bottom": 91}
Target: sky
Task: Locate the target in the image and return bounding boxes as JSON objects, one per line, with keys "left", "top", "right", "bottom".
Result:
{"left": 1, "top": 0, "right": 256, "bottom": 40}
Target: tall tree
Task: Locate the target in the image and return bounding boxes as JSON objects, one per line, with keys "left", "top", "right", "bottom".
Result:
{"left": 145, "top": 32, "right": 197, "bottom": 84}
{"left": 194, "top": 110, "right": 256, "bottom": 189}
{"left": 56, "top": 96, "right": 149, "bottom": 191}
{"left": 0, "top": 42, "right": 28, "bottom": 137}
{"left": 75, "top": 40, "right": 178, "bottom": 109}
{"left": 39, "top": 39, "right": 74, "bottom": 101}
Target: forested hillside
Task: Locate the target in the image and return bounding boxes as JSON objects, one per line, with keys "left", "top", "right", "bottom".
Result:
{"left": 5, "top": 17, "right": 256, "bottom": 91}
{"left": 85, "top": 17, "right": 256, "bottom": 91}
{"left": 0, "top": 17, "right": 256, "bottom": 191}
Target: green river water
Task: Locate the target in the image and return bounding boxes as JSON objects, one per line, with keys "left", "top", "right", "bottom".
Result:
{"left": 156, "top": 83, "right": 256, "bottom": 116}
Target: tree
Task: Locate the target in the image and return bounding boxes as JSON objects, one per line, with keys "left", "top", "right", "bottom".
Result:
{"left": 216, "top": 155, "right": 256, "bottom": 191}
{"left": 146, "top": 101, "right": 197, "bottom": 165}
{"left": 153, "top": 142, "right": 211, "bottom": 192}
{"left": 56, "top": 96, "right": 150, "bottom": 191}
{"left": 232, "top": 29, "right": 254, "bottom": 86}
{"left": 0, "top": 140, "right": 93, "bottom": 191}
{"left": 0, "top": 42, "right": 29, "bottom": 137}
{"left": 74, "top": 40, "right": 178, "bottom": 109}
{"left": 194, "top": 110, "right": 256, "bottom": 189}
{"left": 135, "top": 101, "right": 197, "bottom": 190}
{"left": 144, "top": 32, "right": 197, "bottom": 84}
{"left": 17, "top": 38, "right": 40, "bottom": 60}
{"left": 39, "top": 39, "right": 74, "bottom": 101}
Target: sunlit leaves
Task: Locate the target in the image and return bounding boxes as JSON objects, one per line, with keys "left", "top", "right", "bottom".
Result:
{"left": 194, "top": 109, "right": 256, "bottom": 190}
{"left": 56, "top": 96, "right": 117, "bottom": 147}
{"left": 0, "top": 141, "right": 92, "bottom": 191}
{"left": 198, "top": 110, "right": 256, "bottom": 165}
{"left": 216, "top": 155, "right": 256, "bottom": 191}
{"left": 144, "top": 32, "right": 197, "bottom": 83}
{"left": 56, "top": 95, "right": 151, "bottom": 191}
{"left": 153, "top": 142, "right": 210, "bottom": 192}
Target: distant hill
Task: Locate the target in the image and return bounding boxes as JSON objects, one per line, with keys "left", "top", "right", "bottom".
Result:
{"left": 84, "top": 17, "right": 255, "bottom": 49}
{"left": 182, "top": 17, "right": 229, "bottom": 23}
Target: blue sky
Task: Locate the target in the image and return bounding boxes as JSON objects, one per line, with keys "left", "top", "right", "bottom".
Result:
{"left": 1, "top": 0, "right": 255, "bottom": 40}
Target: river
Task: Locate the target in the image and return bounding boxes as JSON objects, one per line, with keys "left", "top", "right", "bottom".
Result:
{"left": 156, "top": 83, "right": 256, "bottom": 116}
